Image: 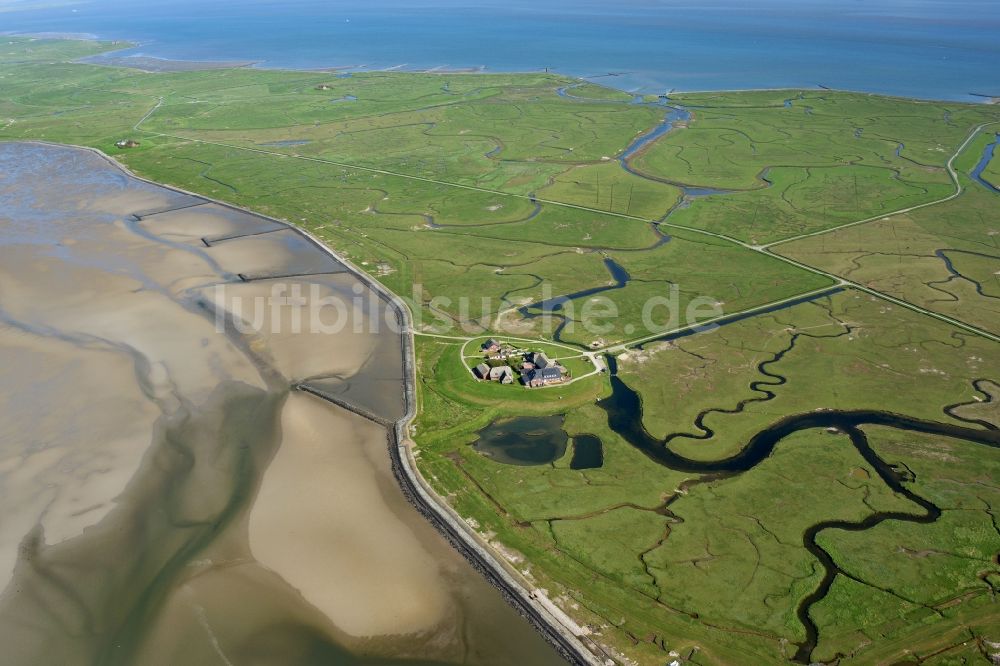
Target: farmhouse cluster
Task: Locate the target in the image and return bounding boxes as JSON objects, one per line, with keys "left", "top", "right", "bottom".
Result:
{"left": 473, "top": 339, "right": 568, "bottom": 388}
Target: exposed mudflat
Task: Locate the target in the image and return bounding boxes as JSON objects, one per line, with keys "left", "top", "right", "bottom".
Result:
{"left": 0, "top": 142, "right": 562, "bottom": 665}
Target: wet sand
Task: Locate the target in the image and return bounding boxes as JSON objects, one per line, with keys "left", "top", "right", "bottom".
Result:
{"left": 0, "top": 142, "right": 563, "bottom": 665}
{"left": 249, "top": 394, "right": 453, "bottom": 639}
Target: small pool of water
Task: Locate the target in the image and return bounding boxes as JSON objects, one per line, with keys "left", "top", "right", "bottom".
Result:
{"left": 472, "top": 415, "right": 568, "bottom": 466}
{"left": 682, "top": 186, "right": 732, "bottom": 197}
{"left": 569, "top": 435, "right": 604, "bottom": 470}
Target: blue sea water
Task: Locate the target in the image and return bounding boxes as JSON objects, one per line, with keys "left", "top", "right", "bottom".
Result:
{"left": 2, "top": 0, "right": 999, "bottom": 101}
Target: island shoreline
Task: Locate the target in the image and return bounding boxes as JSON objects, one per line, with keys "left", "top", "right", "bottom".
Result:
{"left": 6, "top": 32, "right": 992, "bottom": 104}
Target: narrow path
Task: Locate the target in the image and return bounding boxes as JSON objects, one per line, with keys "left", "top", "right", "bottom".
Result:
{"left": 132, "top": 96, "right": 164, "bottom": 131}
{"left": 419, "top": 286, "right": 839, "bottom": 354}
{"left": 605, "top": 284, "right": 845, "bottom": 352}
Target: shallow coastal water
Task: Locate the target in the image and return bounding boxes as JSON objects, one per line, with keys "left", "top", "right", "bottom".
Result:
{"left": 5, "top": 0, "right": 1000, "bottom": 101}
{"left": 0, "top": 142, "right": 563, "bottom": 665}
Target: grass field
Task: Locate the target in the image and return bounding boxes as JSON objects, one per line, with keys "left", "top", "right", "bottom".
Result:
{"left": 774, "top": 136, "right": 1000, "bottom": 336}
{"left": 2, "top": 36, "right": 999, "bottom": 666}
{"left": 636, "top": 91, "right": 996, "bottom": 244}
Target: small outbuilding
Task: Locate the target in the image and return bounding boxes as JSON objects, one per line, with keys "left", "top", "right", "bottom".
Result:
{"left": 114, "top": 139, "right": 140, "bottom": 149}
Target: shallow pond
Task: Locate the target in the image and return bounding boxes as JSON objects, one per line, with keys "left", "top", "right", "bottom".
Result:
{"left": 474, "top": 416, "right": 605, "bottom": 470}
{"left": 473, "top": 415, "right": 569, "bottom": 465}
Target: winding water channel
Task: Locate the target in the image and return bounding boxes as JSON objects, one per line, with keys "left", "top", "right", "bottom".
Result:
{"left": 594, "top": 355, "right": 1000, "bottom": 662}
{"left": 467, "top": 344, "right": 998, "bottom": 660}
{"left": 971, "top": 132, "right": 1000, "bottom": 193}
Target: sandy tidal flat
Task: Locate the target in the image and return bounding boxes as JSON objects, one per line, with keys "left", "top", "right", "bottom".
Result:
{"left": 0, "top": 142, "right": 561, "bottom": 665}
